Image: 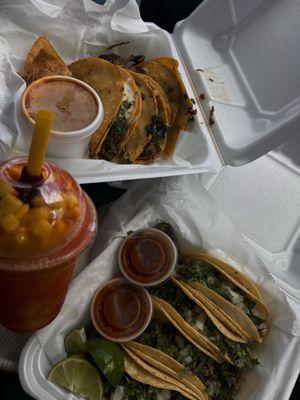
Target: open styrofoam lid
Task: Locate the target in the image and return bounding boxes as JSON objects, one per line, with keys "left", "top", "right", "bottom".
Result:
{"left": 174, "top": 0, "right": 300, "bottom": 166}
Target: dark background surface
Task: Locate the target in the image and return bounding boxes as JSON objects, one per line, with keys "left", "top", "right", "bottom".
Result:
{"left": 1, "top": 0, "right": 299, "bottom": 398}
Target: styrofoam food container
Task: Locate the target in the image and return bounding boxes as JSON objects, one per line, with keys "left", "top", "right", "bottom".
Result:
{"left": 18, "top": 173, "right": 300, "bottom": 400}
{"left": 1, "top": 0, "right": 299, "bottom": 182}
{"left": 21, "top": 76, "right": 103, "bottom": 159}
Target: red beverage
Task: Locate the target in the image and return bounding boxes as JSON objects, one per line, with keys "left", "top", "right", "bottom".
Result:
{"left": 0, "top": 157, "right": 97, "bottom": 332}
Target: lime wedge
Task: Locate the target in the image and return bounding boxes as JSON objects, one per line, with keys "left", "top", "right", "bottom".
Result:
{"left": 48, "top": 356, "right": 103, "bottom": 400}
{"left": 65, "top": 327, "right": 87, "bottom": 356}
{"left": 87, "top": 338, "right": 124, "bottom": 387}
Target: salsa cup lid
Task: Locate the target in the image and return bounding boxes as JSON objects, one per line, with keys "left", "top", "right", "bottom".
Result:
{"left": 118, "top": 228, "right": 178, "bottom": 287}
{"left": 91, "top": 277, "right": 153, "bottom": 342}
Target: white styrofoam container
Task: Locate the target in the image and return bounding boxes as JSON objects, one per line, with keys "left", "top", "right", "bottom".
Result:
{"left": 174, "top": 0, "right": 300, "bottom": 166}
{"left": 1, "top": 0, "right": 300, "bottom": 182}
{"left": 18, "top": 173, "right": 300, "bottom": 400}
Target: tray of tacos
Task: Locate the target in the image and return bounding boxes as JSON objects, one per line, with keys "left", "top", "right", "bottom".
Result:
{"left": 0, "top": 0, "right": 222, "bottom": 183}
{"left": 19, "top": 175, "right": 299, "bottom": 400}
{"left": 1, "top": 0, "right": 299, "bottom": 182}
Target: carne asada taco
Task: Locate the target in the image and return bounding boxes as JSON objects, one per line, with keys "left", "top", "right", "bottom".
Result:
{"left": 151, "top": 281, "right": 260, "bottom": 368}
{"left": 69, "top": 58, "right": 125, "bottom": 158}
{"left": 135, "top": 57, "right": 193, "bottom": 156}
{"left": 127, "top": 319, "right": 254, "bottom": 400}
{"left": 123, "top": 354, "right": 199, "bottom": 400}
{"left": 152, "top": 222, "right": 269, "bottom": 343}
{"left": 23, "top": 36, "right": 70, "bottom": 85}
{"left": 173, "top": 253, "right": 269, "bottom": 342}
{"left": 123, "top": 343, "right": 206, "bottom": 400}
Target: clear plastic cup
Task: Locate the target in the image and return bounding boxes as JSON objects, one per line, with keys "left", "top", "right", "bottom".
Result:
{"left": 0, "top": 157, "right": 97, "bottom": 332}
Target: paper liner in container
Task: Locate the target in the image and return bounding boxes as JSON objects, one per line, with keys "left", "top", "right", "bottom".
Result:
{"left": 20, "top": 174, "right": 300, "bottom": 400}
{"left": 0, "top": 0, "right": 221, "bottom": 184}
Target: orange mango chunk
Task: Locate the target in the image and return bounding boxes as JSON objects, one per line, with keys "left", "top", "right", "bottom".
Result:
{"left": 27, "top": 219, "right": 53, "bottom": 239}
{"left": 64, "top": 191, "right": 79, "bottom": 209}
{"left": 0, "top": 180, "right": 16, "bottom": 198}
{"left": 22, "top": 206, "right": 51, "bottom": 225}
{"left": 53, "top": 219, "right": 68, "bottom": 236}
{"left": 0, "top": 214, "right": 20, "bottom": 233}
{"left": 0, "top": 194, "right": 23, "bottom": 217}
{"left": 31, "top": 195, "right": 46, "bottom": 207}
{"left": 15, "top": 227, "right": 30, "bottom": 247}
{"left": 15, "top": 204, "right": 30, "bottom": 220}
{"left": 67, "top": 206, "right": 80, "bottom": 220}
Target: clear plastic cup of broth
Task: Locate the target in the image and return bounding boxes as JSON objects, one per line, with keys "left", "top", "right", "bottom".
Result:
{"left": 0, "top": 157, "right": 97, "bottom": 332}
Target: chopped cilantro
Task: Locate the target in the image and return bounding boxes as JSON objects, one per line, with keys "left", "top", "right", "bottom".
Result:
{"left": 150, "top": 281, "right": 195, "bottom": 316}
{"left": 244, "top": 298, "right": 265, "bottom": 333}
{"left": 146, "top": 115, "right": 168, "bottom": 145}
{"left": 100, "top": 100, "right": 132, "bottom": 160}
{"left": 176, "top": 258, "right": 233, "bottom": 302}
{"left": 151, "top": 281, "right": 257, "bottom": 370}
{"left": 204, "top": 319, "right": 258, "bottom": 370}
{"left": 121, "top": 376, "right": 157, "bottom": 400}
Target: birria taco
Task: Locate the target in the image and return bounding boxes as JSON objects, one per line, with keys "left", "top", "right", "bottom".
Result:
{"left": 135, "top": 57, "right": 193, "bottom": 156}
{"left": 69, "top": 58, "right": 125, "bottom": 158}
{"left": 97, "top": 66, "right": 142, "bottom": 162}
{"left": 121, "top": 71, "right": 168, "bottom": 164}
{"left": 130, "top": 72, "right": 170, "bottom": 164}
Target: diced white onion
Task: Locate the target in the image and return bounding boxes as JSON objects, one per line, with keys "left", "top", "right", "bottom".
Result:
{"left": 179, "top": 343, "right": 192, "bottom": 359}
{"left": 111, "top": 386, "right": 125, "bottom": 400}
{"left": 175, "top": 334, "right": 185, "bottom": 349}
{"left": 123, "top": 82, "right": 135, "bottom": 118}
{"left": 156, "top": 390, "right": 171, "bottom": 400}
{"left": 225, "top": 285, "right": 244, "bottom": 307}
{"left": 184, "top": 310, "right": 193, "bottom": 323}
{"left": 183, "top": 355, "right": 193, "bottom": 364}
{"left": 195, "top": 313, "right": 206, "bottom": 331}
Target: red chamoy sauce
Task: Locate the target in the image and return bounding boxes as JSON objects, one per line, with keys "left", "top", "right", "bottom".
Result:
{"left": 91, "top": 278, "right": 152, "bottom": 342}
{"left": 119, "top": 228, "right": 177, "bottom": 286}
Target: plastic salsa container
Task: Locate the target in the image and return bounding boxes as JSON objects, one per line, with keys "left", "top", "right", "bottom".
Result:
{"left": 21, "top": 76, "right": 103, "bottom": 159}
{"left": 91, "top": 277, "right": 152, "bottom": 342}
{"left": 0, "top": 157, "right": 97, "bottom": 332}
{"left": 118, "top": 228, "right": 177, "bottom": 286}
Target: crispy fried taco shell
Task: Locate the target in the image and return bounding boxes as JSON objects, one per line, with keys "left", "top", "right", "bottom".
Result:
{"left": 152, "top": 296, "right": 226, "bottom": 363}
{"left": 23, "top": 36, "right": 70, "bottom": 84}
{"left": 98, "top": 66, "right": 142, "bottom": 162}
{"left": 124, "top": 354, "right": 200, "bottom": 400}
{"left": 123, "top": 342, "right": 207, "bottom": 400}
{"left": 121, "top": 71, "right": 158, "bottom": 162}
{"left": 69, "top": 58, "right": 125, "bottom": 158}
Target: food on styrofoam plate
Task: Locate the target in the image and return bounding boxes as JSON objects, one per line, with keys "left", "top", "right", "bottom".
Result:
{"left": 22, "top": 36, "right": 196, "bottom": 164}
{"left": 48, "top": 222, "right": 269, "bottom": 400}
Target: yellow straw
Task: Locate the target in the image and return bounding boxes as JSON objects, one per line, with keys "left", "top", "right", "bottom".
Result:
{"left": 27, "top": 110, "right": 53, "bottom": 178}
